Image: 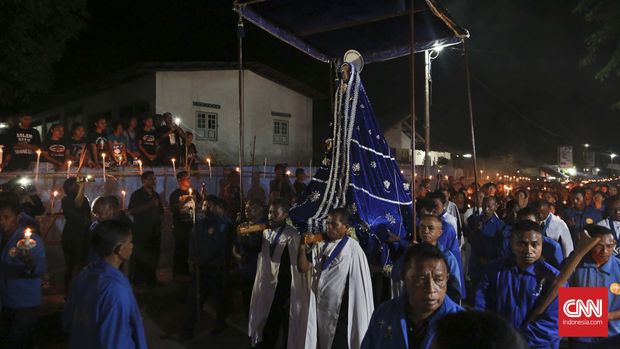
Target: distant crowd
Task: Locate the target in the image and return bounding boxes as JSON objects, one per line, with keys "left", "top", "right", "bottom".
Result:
{"left": 0, "top": 113, "right": 200, "bottom": 172}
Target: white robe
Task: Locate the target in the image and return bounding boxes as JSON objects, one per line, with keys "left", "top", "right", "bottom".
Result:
{"left": 305, "top": 237, "right": 374, "bottom": 349}
{"left": 248, "top": 224, "right": 310, "bottom": 348}
{"left": 543, "top": 213, "right": 574, "bottom": 258}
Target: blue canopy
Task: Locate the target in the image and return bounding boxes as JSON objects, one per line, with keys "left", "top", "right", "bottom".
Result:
{"left": 235, "top": 0, "right": 469, "bottom": 63}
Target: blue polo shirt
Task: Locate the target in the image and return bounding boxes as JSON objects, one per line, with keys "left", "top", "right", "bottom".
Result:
{"left": 361, "top": 293, "right": 464, "bottom": 349}
{"left": 568, "top": 254, "right": 620, "bottom": 342}
{"left": 469, "top": 213, "right": 505, "bottom": 280}
{"left": 476, "top": 257, "right": 561, "bottom": 349}
{"left": 562, "top": 206, "right": 602, "bottom": 243}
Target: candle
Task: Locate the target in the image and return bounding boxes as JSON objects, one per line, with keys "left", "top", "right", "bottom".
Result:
{"left": 189, "top": 188, "right": 193, "bottom": 196}
{"left": 51, "top": 190, "right": 58, "bottom": 213}
{"left": 171, "top": 158, "right": 176, "bottom": 174}
{"left": 24, "top": 228, "right": 32, "bottom": 243}
{"left": 0, "top": 145, "right": 3, "bottom": 166}
{"left": 66, "top": 160, "right": 72, "bottom": 178}
{"left": 206, "top": 158, "right": 212, "bottom": 178}
{"left": 236, "top": 167, "right": 240, "bottom": 173}
{"left": 35, "top": 149, "right": 41, "bottom": 181}
{"left": 121, "top": 190, "right": 126, "bottom": 209}
{"left": 137, "top": 159, "right": 143, "bottom": 174}
{"left": 263, "top": 157, "right": 267, "bottom": 178}
{"left": 101, "top": 153, "right": 106, "bottom": 182}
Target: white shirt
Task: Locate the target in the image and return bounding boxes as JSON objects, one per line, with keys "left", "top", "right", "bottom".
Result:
{"left": 597, "top": 218, "right": 620, "bottom": 241}
{"left": 542, "top": 213, "right": 574, "bottom": 258}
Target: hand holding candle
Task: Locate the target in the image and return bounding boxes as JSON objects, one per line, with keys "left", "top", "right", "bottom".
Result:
{"left": 35, "top": 149, "right": 42, "bottom": 181}
{"left": 101, "top": 153, "right": 106, "bottom": 182}
{"left": 17, "top": 228, "right": 36, "bottom": 250}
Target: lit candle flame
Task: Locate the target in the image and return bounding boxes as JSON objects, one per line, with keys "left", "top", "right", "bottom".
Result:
{"left": 53, "top": 190, "right": 58, "bottom": 197}
{"left": 24, "top": 228, "right": 32, "bottom": 240}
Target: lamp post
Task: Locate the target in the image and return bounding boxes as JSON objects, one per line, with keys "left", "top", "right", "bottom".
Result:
{"left": 611, "top": 153, "right": 617, "bottom": 165}
{"left": 423, "top": 44, "right": 444, "bottom": 177}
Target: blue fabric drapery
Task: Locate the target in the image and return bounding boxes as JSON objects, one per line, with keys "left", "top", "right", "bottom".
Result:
{"left": 235, "top": 0, "right": 469, "bottom": 63}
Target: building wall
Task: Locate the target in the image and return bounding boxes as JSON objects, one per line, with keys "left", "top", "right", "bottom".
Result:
{"left": 34, "top": 74, "right": 156, "bottom": 138}
{"left": 155, "top": 70, "right": 312, "bottom": 165}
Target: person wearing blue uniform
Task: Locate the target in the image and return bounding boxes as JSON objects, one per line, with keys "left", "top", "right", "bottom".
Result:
{"left": 499, "top": 207, "right": 564, "bottom": 269}
{"left": 362, "top": 243, "right": 463, "bottom": 349}
{"left": 0, "top": 197, "right": 46, "bottom": 349}
{"left": 467, "top": 196, "right": 505, "bottom": 287}
{"left": 476, "top": 220, "right": 561, "bottom": 349}
{"left": 182, "top": 195, "right": 233, "bottom": 338}
{"left": 63, "top": 220, "right": 147, "bottom": 349}
{"left": 418, "top": 197, "right": 464, "bottom": 297}
{"left": 568, "top": 225, "right": 620, "bottom": 348}
{"left": 391, "top": 215, "right": 464, "bottom": 302}
{"left": 563, "top": 187, "right": 602, "bottom": 245}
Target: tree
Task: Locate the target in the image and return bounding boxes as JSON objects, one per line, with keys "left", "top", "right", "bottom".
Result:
{"left": 0, "top": 0, "right": 87, "bottom": 107}
{"left": 575, "top": 0, "right": 620, "bottom": 82}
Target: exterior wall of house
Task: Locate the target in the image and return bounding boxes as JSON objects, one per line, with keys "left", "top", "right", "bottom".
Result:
{"left": 155, "top": 70, "right": 313, "bottom": 165}
{"left": 33, "top": 74, "right": 156, "bottom": 138}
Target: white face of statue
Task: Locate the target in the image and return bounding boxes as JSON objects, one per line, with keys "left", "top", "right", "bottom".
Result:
{"left": 340, "top": 63, "right": 352, "bottom": 83}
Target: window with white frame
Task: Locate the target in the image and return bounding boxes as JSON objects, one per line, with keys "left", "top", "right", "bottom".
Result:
{"left": 273, "top": 119, "right": 289, "bottom": 145}
{"left": 196, "top": 111, "right": 217, "bottom": 141}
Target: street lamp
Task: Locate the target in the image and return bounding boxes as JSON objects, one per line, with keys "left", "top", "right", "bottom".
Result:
{"left": 611, "top": 153, "right": 617, "bottom": 164}
{"left": 584, "top": 143, "right": 590, "bottom": 148}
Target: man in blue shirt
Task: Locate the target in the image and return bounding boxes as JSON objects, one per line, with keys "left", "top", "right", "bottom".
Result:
{"left": 499, "top": 207, "right": 564, "bottom": 270}
{"left": 362, "top": 243, "right": 463, "bottom": 349}
{"left": 182, "top": 195, "right": 233, "bottom": 339}
{"left": 0, "top": 196, "right": 46, "bottom": 348}
{"left": 63, "top": 220, "right": 147, "bottom": 349}
{"left": 468, "top": 196, "right": 505, "bottom": 285}
{"left": 568, "top": 225, "right": 620, "bottom": 348}
{"left": 563, "top": 187, "right": 602, "bottom": 245}
{"left": 476, "top": 220, "right": 561, "bottom": 349}
{"left": 391, "top": 215, "right": 464, "bottom": 303}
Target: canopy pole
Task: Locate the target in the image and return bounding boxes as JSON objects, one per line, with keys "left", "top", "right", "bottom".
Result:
{"left": 462, "top": 40, "right": 479, "bottom": 212}
{"left": 409, "top": 0, "right": 417, "bottom": 241}
{"left": 423, "top": 49, "right": 431, "bottom": 178}
{"left": 237, "top": 12, "right": 245, "bottom": 214}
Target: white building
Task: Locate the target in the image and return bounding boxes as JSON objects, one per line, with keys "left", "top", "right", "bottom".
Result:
{"left": 33, "top": 62, "right": 321, "bottom": 165}
{"left": 382, "top": 115, "right": 451, "bottom": 165}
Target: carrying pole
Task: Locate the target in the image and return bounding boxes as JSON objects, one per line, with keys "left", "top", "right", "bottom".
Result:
{"left": 409, "top": 0, "right": 417, "bottom": 240}
{"left": 237, "top": 12, "right": 245, "bottom": 213}
{"left": 462, "top": 40, "right": 479, "bottom": 211}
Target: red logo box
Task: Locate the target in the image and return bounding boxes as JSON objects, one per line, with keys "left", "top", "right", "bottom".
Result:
{"left": 558, "top": 287, "right": 608, "bottom": 337}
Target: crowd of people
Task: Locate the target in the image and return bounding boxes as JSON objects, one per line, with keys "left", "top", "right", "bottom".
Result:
{"left": 0, "top": 113, "right": 201, "bottom": 172}
{"left": 1, "top": 149, "right": 620, "bottom": 348}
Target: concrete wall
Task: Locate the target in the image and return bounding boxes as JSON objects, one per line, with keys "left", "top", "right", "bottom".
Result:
{"left": 155, "top": 70, "right": 313, "bottom": 166}
{"left": 34, "top": 74, "right": 156, "bottom": 133}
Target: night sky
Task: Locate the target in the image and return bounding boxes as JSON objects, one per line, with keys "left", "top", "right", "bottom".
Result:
{"left": 33, "top": 0, "right": 620, "bottom": 165}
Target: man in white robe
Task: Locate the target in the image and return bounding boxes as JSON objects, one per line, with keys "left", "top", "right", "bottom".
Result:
{"left": 298, "top": 208, "right": 374, "bottom": 349}
{"left": 248, "top": 199, "right": 310, "bottom": 348}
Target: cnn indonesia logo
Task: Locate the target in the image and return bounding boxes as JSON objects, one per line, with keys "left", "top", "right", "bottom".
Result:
{"left": 559, "top": 287, "right": 608, "bottom": 337}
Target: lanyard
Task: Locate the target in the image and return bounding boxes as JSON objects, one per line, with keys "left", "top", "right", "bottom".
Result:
{"left": 400, "top": 318, "right": 409, "bottom": 349}
{"left": 321, "top": 236, "right": 349, "bottom": 271}
{"left": 609, "top": 219, "right": 620, "bottom": 241}
{"left": 542, "top": 214, "right": 553, "bottom": 236}
{"left": 269, "top": 224, "right": 286, "bottom": 258}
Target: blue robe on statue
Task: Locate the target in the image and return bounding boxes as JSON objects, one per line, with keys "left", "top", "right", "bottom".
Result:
{"left": 290, "top": 61, "right": 413, "bottom": 271}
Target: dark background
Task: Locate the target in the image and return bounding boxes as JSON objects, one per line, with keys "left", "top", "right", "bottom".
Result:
{"left": 11, "top": 0, "right": 620, "bottom": 165}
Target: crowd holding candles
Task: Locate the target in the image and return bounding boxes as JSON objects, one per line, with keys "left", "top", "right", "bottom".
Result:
{"left": 2, "top": 112, "right": 620, "bottom": 349}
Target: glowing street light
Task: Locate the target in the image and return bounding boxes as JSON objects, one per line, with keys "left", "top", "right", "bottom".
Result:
{"left": 611, "top": 153, "right": 617, "bottom": 164}
{"left": 584, "top": 143, "right": 590, "bottom": 148}
{"left": 462, "top": 154, "right": 472, "bottom": 158}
